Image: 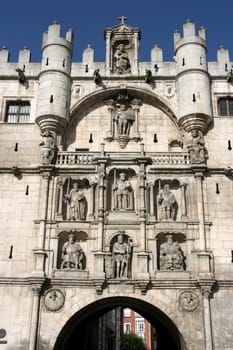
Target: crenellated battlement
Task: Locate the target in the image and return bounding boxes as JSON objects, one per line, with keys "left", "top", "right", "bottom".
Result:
{"left": 0, "top": 20, "right": 230, "bottom": 80}
{"left": 174, "top": 19, "right": 207, "bottom": 53}
{"left": 42, "top": 22, "right": 73, "bottom": 52}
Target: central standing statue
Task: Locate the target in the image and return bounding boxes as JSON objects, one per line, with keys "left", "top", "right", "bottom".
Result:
{"left": 114, "top": 103, "right": 134, "bottom": 136}
{"left": 65, "top": 183, "right": 87, "bottom": 220}
{"left": 112, "top": 233, "right": 132, "bottom": 278}
{"left": 158, "top": 184, "right": 177, "bottom": 220}
{"left": 112, "top": 172, "right": 134, "bottom": 210}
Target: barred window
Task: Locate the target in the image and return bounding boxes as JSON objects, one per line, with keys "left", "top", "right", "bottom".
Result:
{"left": 5, "top": 101, "right": 30, "bottom": 123}
{"left": 135, "top": 319, "right": 145, "bottom": 339}
{"left": 218, "top": 97, "right": 233, "bottom": 116}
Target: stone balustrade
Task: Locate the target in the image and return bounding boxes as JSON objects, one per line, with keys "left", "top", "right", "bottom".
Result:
{"left": 56, "top": 151, "right": 190, "bottom": 166}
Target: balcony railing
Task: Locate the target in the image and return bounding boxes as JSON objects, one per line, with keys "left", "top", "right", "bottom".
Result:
{"left": 56, "top": 151, "right": 190, "bottom": 166}
{"left": 56, "top": 152, "right": 95, "bottom": 165}
{"left": 152, "top": 152, "right": 190, "bottom": 165}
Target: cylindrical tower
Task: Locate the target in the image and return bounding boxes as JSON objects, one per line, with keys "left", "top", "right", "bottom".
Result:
{"left": 174, "top": 20, "right": 212, "bottom": 133}
{"left": 36, "top": 22, "right": 73, "bottom": 134}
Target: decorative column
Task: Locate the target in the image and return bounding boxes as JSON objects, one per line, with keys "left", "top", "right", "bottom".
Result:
{"left": 201, "top": 286, "right": 214, "bottom": 350}
{"left": 195, "top": 172, "right": 206, "bottom": 251}
{"left": 105, "top": 32, "right": 111, "bottom": 73}
{"left": 194, "top": 170, "right": 212, "bottom": 275}
{"left": 55, "top": 177, "right": 64, "bottom": 219}
{"left": 33, "top": 168, "right": 51, "bottom": 276}
{"left": 139, "top": 162, "right": 147, "bottom": 251}
{"left": 133, "top": 32, "right": 139, "bottom": 71}
{"left": 93, "top": 156, "right": 107, "bottom": 280}
{"left": 97, "top": 162, "right": 106, "bottom": 251}
{"left": 148, "top": 182, "right": 155, "bottom": 219}
{"left": 28, "top": 284, "right": 43, "bottom": 350}
{"left": 105, "top": 100, "right": 114, "bottom": 140}
{"left": 180, "top": 181, "right": 188, "bottom": 219}
{"left": 131, "top": 99, "right": 141, "bottom": 140}
{"left": 89, "top": 179, "right": 97, "bottom": 219}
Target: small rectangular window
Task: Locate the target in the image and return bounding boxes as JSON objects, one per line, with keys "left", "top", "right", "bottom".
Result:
{"left": 218, "top": 97, "right": 233, "bottom": 116}
{"left": 124, "top": 323, "right": 131, "bottom": 334}
{"left": 5, "top": 101, "right": 30, "bottom": 123}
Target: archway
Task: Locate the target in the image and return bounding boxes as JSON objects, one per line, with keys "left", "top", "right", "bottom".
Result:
{"left": 53, "top": 296, "right": 186, "bottom": 350}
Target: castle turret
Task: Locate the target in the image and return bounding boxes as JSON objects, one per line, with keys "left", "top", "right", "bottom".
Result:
{"left": 35, "top": 22, "right": 73, "bottom": 135}
{"left": 174, "top": 20, "right": 212, "bottom": 133}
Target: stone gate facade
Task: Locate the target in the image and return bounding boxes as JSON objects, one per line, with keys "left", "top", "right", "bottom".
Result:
{"left": 0, "top": 17, "right": 233, "bottom": 350}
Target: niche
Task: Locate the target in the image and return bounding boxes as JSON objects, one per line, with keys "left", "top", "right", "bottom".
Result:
{"left": 156, "top": 232, "right": 186, "bottom": 271}
{"left": 57, "top": 231, "right": 88, "bottom": 270}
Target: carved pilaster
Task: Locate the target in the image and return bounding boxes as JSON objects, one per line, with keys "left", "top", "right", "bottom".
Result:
{"left": 96, "top": 160, "right": 107, "bottom": 251}
{"left": 199, "top": 281, "right": 215, "bottom": 350}
{"left": 88, "top": 179, "right": 97, "bottom": 219}
{"left": 29, "top": 283, "right": 44, "bottom": 350}
{"left": 194, "top": 171, "right": 206, "bottom": 251}
{"left": 131, "top": 98, "right": 142, "bottom": 140}
{"left": 105, "top": 99, "right": 114, "bottom": 140}
{"left": 180, "top": 181, "right": 188, "bottom": 220}
{"left": 55, "top": 177, "right": 65, "bottom": 219}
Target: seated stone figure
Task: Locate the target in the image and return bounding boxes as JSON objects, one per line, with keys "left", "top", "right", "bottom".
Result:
{"left": 61, "top": 234, "right": 84, "bottom": 269}
{"left": 159, "top": 234, "right": 184, "bottom": 270}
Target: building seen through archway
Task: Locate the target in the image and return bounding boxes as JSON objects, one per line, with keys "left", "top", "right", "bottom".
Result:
{"left": 53, "top": 297, "right": 183, "bottom": 350}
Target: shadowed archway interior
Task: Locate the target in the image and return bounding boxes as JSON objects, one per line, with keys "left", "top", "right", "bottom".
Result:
{"left": 53, "top": 296, "right": 186, "bottom": 350}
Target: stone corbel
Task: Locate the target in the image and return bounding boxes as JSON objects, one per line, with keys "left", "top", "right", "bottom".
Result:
{"left": 135, "top": 280, "right": 150, "bottom": 295}
{"left": 198, "top": 278, "right": 216, "bottom": 298}
{"left": 224, "top": 166, "right": 233, "bottom": 179}
{"left": 12, "top": 166, "right": 21, "bottom": 179}
{"left": 94, "top": 280, "right": 105, "bottom": 295}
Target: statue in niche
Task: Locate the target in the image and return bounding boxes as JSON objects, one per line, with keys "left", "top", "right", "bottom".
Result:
{"left": 65, "top": 182, "right": 87, "bottom": 220}
{"left": 39, "top": 131, "right": 56, "bottom": 165}
{"left": 158, "top": 184, "right": 177, "bottom": 220}
{"left": 159, "top": 234, "right": 184, "bottom": 270}
{"left": 112, "top": 172, "right": 134, "bottom": 210}
{"left": 60, "top": 233, "right": 84, "bottom": 269}
{"left": 114, "top": 103, "right": 134, "bottom": 136}
{"left": 113, "top": 43, "right": 131, "bottom": 74}
{"left": 187, "top": 129, "right": 206, "bottom": 164}
{"left": 112, "top": 233, "right": 132, "bottom": 278}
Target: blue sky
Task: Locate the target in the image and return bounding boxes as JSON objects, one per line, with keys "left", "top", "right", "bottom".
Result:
{"left": 1, "top": 0, "right": 233, "bottom": 62}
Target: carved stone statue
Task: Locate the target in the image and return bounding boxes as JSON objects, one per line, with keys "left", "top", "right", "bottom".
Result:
{"left": 39, "top": 131, "right": 56, "bottom": 165}
{"left": 113, "top": 43, "right": 131, "bottom": 74}
{"left": 65, "top": 183, "right": 87, "bottom": 220}
{"left": 158, "top": 184, "right": 177, "bottom": 220}
{"left": 159, "top": 234, "right": 184, "bottom": 270}
{"left": 145, "top": 69, "right": 153, "bottom": 84}
{"left": 114, "top": 103, "right": 134, "bottom": 136}
{"left": 187, "top": 129, "right": 206, "bottom": 164}
{"left": 112, "top": 172, "right": 134, "bottom": 210}
{"left": 112, "top": 233, "right": 132, "bottom": 278}
{"left": 93, "top": 69, "right": 102, "bottom": 85}
{"left": 60, "top": 233, "right": 84, "bottom": 269}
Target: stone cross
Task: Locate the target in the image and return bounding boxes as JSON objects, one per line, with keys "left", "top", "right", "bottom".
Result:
{"left": 118, "top": 16, "right": 127, "bottom": 24}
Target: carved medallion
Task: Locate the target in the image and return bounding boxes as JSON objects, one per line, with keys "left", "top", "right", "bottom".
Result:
{"left": 44, "top": 289, "right": 65, "bottom": 311}
{"left": 0, "top": 329, "right": 6, "bottom": 339}
{"left": 179, "top": 290, "right": 199, "bottom": 311}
